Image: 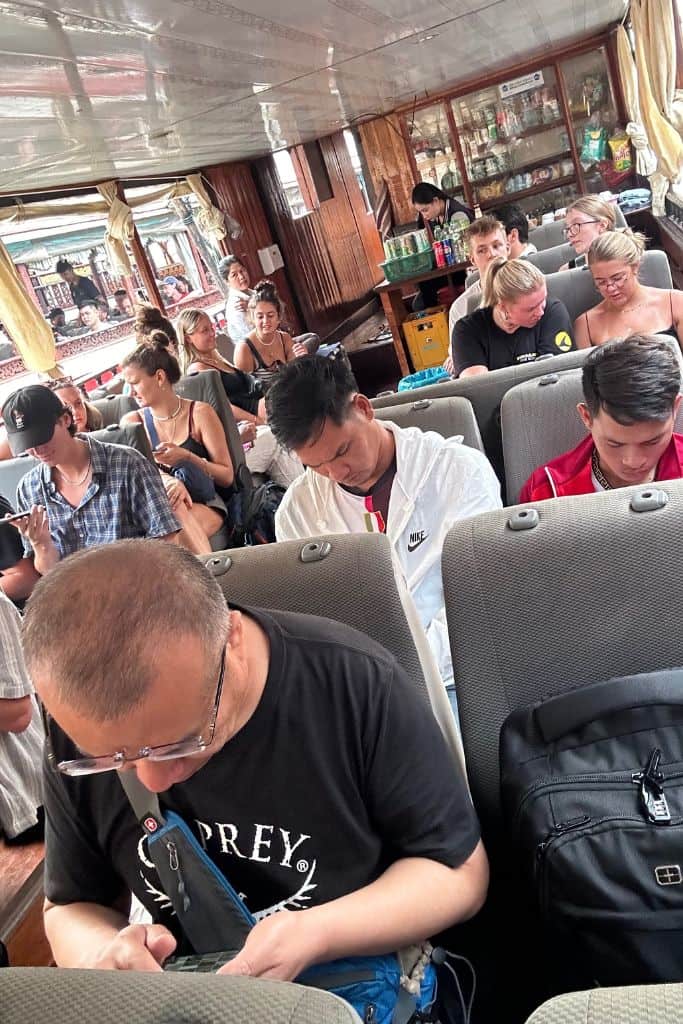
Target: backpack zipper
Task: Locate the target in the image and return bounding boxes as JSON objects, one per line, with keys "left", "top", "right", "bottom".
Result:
{"left": 512, "top": 761, "right": 683, "bottom": 835}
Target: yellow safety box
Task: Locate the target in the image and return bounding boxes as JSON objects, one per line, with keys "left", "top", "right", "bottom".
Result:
{"left": 401, "top": 306, "right": 450, "bottom": 371}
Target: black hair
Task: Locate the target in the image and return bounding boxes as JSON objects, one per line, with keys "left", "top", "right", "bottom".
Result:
{"left": 55, "top": 257, "right": 72, "bottom": 273}
{"left": 121, "top": 330, "right": 181, "bottom": 385}
{"left": 218, "top": 255, "right": 247, "bottom": 281}
{"left": 582, "top": 334, "right": 681, "bottom": 425}
{"left": 48, "top": 307, "right": 64, "bottom": 320}
{"left": 495, "top": 203, "right": 529, "bottom": 243}
{"left": 78, "top": 300, "right": 98, "bottom": 311}
{"left": 411, "top": 182, "right": 447, "bottom": 205}
{"left": 114, "top": 288, "right": 127, "bottom": 298}
{"left": 267, "top": 355, "right": 358, "bottom": 449}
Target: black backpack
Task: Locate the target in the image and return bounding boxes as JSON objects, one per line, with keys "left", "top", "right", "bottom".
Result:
{"left": 500, "top": 668, "right": 683, "bottom": 988}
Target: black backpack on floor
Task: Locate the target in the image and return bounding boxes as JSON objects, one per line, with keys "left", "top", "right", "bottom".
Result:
{"left": 500, "top": 667, "right": 683, "bottom": 989}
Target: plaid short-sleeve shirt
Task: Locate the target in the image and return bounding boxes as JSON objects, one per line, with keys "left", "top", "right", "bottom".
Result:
{"left": 17, "top": 436, "right": 180, "bottom": 558}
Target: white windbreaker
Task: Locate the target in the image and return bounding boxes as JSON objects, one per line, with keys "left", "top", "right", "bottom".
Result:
{"left": 275, "top": 420, "right": 502, "bottom": 687}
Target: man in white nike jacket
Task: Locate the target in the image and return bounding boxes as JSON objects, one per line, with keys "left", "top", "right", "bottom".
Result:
{"left": 267, "top": 356, "right": 502, "bottom": 711}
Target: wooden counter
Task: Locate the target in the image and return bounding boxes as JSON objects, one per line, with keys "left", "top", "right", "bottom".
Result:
{"left": 374, "top": 260, "right": 469, "bottom": 376}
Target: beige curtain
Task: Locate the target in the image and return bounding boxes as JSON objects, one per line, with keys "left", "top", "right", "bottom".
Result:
{"left": 631, "top": 0, "right": 683, "bottom": 182}
{"left": 96, "top": 181, "right": 134, "bottom": 276}
{"left": 640, "top": 0, "right": 683, "bottom": 131}
{"left": 617, "top": 26, "right": 659, "bottom": 183}
{"left": 0, "top": 238, "right": 58, "bottom": 374}
{"left": 184, "top": 174, "right": 228, "bottom": 247}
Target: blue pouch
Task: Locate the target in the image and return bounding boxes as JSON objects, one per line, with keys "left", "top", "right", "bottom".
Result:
{"left": 299, "top": 952, "right": 437, "bottom": 1024}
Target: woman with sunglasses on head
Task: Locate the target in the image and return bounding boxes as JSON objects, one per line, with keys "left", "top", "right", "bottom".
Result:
{"left": 559, "top": 196, "right": 616, "bottom": 271}
{"left": 575, "top": 231, "right": 683, "bottom": 350}
{"left": 176, "top": 308, "right": 302, "bottom": 488}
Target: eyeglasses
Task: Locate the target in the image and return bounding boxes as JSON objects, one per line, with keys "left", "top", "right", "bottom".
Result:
{"left": 593, "top": 270, "right": 631, "bottom": 291}
{"left": 42, "top": 643, "right": 227, "bottom": 776}
{"left": 563, "top": 220, "right": 602, "bottom": 238}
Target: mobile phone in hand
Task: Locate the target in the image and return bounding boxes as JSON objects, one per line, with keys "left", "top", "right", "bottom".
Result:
{"left": 3, "top": 511, "right": 30, "bottom": 523}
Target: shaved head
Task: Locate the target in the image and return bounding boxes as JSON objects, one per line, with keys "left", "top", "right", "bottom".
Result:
{"left": 22, "top": 540, "right": 229, "bottom": 721}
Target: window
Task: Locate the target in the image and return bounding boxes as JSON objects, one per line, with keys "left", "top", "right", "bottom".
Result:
{"left": 0, "top": 191, "right": 142, "bottom": 378}
{"left": 123, "top": 185, "right": 222, "bottom": 315}
{"left": 344, "top": 129, "right": 373, "bottom": 213}
{"left": 274, "top": 150, "right": 310, "bottom": 219}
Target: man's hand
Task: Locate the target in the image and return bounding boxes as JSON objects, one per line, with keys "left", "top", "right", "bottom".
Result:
{"left": 85, "top": 923, "right": 176, "bottom": 972}
{"left": 8, "top": 505, "right": 51, "bottom": 550}
{"left": 217, "top": 910, "right": 326, "bottom": 981}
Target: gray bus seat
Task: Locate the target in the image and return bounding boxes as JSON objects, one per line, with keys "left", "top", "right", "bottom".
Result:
{"left": 545, "top": 249, "right": 673, "bottom": 324}
{"left": 89, "top": 423, "right": 155, "bottom": 462}
{"left": 375, "top": 396, "right": 484, "bottom": 453}
{"left": 176, "top": 370, "right": 252, "bottom": 492}
{"left": 0, "top": 454, "right": 38, "bottom": 505}
{"left": 0, "top": 968, "right": 362, "bottom": 1024}
{"left": 525, "top": 983, "right": 683, "bottom": 1024}
{"left": 442, "top": 479, "right": 683, "bottom": 841}
{"left": 215, "top": 330, "right": 236, "bottom": 364}
{"left": 202, "top": 533, "right": 464, "bottom": 771}
{"left": 373, "top": 350, "right": 589, "bottom": 490}
{"left": 529, "top": 205, "right": 627, "bottom": 251}
{"left": 526, "top": 242, "right": 576, "bottom": 275}
{"left": 502, "top": 364, "right": 683, "bottom": 503}
{"left": 90, "top": 393, "right": 138, "bottom": 426}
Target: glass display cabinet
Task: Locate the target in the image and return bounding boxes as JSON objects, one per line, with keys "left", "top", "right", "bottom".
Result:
{"left": 405, "top": 102, "right": 466, "bottom": 204}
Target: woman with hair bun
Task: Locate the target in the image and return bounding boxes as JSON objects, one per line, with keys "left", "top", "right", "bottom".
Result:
{"left": 575, "top": 230, "right": 683, "bottom": 350}
{"left": 133, "top": 303, "right": 179, "bottom": 351}
{"left": 450, "top": 258, "right": 574, "bottom": 376}
{"left": 121, "top": 331, "right": 234, "bottom": 555}
{"left": 234, "top": 279, "right": 305, "bottom": 390}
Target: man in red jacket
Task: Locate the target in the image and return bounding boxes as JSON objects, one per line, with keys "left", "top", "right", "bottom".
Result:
{"left": 520, "top": 334, "right": 683, "bottom": 502}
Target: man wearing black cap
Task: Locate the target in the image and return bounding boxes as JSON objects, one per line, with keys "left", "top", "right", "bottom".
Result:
{"left": 2, "top": 385, "right": 180, "bottom": 576}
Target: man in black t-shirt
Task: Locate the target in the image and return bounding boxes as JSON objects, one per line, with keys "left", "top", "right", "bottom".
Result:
{"left": 451, "top": 295, "right": 574, "bottom": 377}
{"left": 55, "top": 258, "right": 102, "bottom": 308}
{"left": 23, "top": 540, "right": 486, "bottom": 977}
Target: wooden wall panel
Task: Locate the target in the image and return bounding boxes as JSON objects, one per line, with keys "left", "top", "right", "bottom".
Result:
{"left": 253, "top": 132, "right": 379, "bottom": 340}
{"left": 358, "top": 115, "right": 414, "bottom": 226}
{"left": 202, "top": 162, "right": 302, "bottom": 334}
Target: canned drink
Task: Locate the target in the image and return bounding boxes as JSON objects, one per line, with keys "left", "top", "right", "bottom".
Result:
{"left": 384, "top": 237, "right": 400, "bottom": 260}
{"left": 441, "top": 237, "right": 453, "bottom": 264}
{"left": 433, "top": 241, "right": 446, "bottom": 268}
{"left": 414, "top": 229, "right": 430, "bottom": 252}
{"left": 401, "top": 233, "right": 418, "bottom": 255}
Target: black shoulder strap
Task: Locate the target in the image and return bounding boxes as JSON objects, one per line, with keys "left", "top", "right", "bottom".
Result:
{"left": 118, "top": 770, "right": 162, "bottom": 826}
{"left": 244, "top": 337, "right": 265, "bottom": 369}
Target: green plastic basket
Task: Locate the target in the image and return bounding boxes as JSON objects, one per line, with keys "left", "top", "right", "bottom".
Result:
{"left": 380, "top": 249, "right": 434, "bottom": 282}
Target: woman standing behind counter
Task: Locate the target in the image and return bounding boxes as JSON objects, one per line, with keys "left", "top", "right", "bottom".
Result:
{"left": 411, "top": 183, "right": 474, "bottom": 310}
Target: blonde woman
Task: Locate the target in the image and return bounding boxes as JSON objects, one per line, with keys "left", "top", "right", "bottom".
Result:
{"left": 575, "top": 231, "right": 683, "bottom": 350}
{"left": 451, "top": 258, "right": 574, "bottom": 377}
{"left": 176, "top": 307, "right": 302, "bottom": 488}
{"left": 559, "top": 196, "right": 617, "bottom": 271}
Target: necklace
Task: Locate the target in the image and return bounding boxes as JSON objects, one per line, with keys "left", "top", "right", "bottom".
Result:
{"left": 256, "top": 331, "right": 277, "bottom": 348}
{"left": 57, "top": 444, "right": 92, "bottom": 487}
{"left": 153, "top": 398, "right": 182, "bottom": 422}
{"left": 591, "top": 449, "right": 613, "bottom": 490}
